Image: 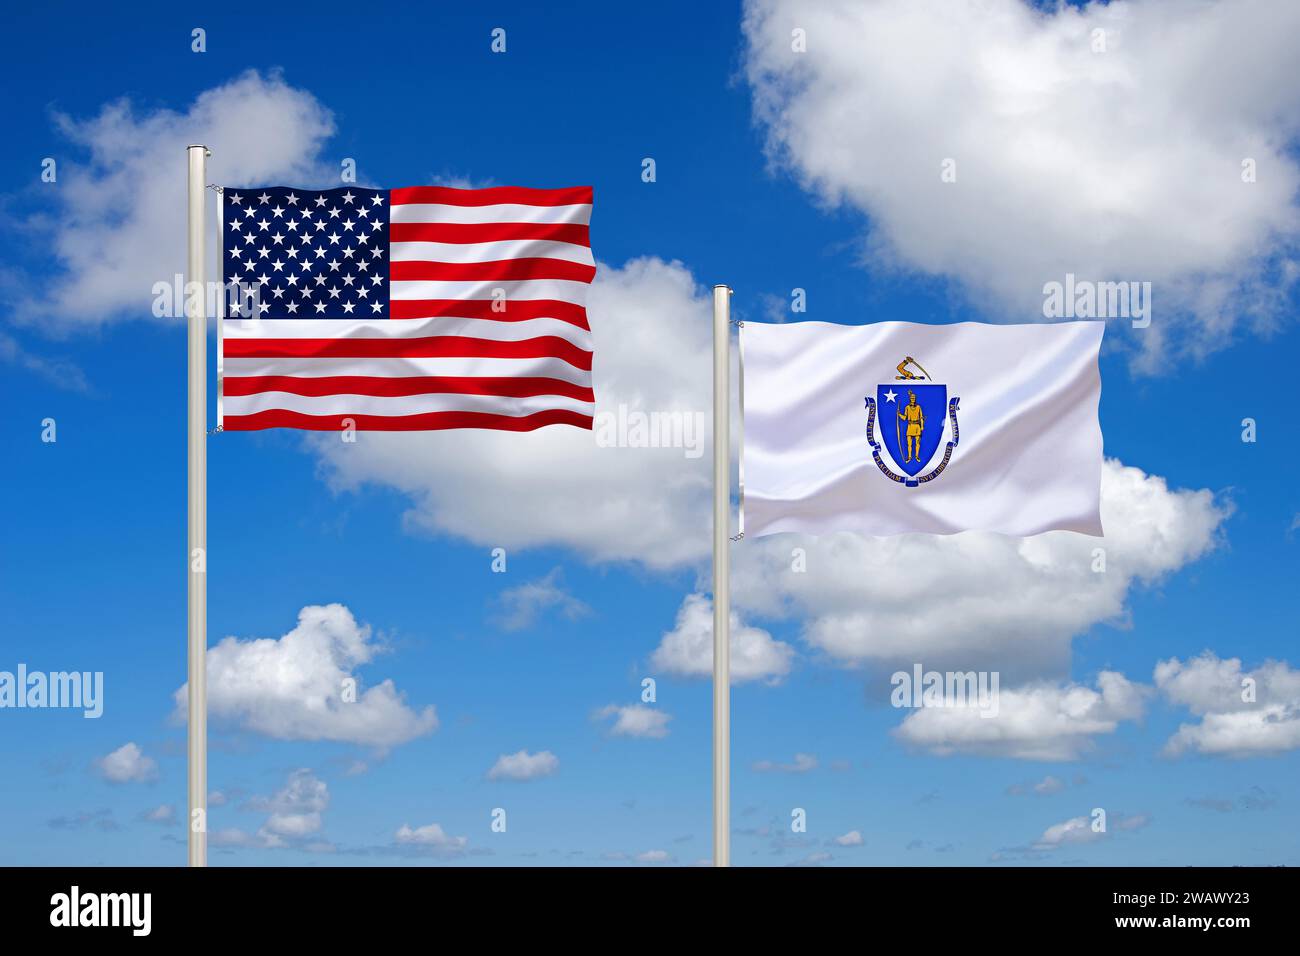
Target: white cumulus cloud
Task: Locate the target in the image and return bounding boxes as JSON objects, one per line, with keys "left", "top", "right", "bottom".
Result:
{"left": 833, "top": 830, "right": 864, "bottom": 847}
{"left": 743, "top": 0, "right": 1300, "bottom": 366}
{"left": 94, "top": 742, "right": 158, "bottom": 784}
{"left": 594, "top": 704, "right": 672, "bottom": 739}
{"left": 731, "top": 460, "right": 1228, "bottom": 682}
{"left": 651, "top": 592, "right": 795, "bottom": 685}
{"left": 12, "top": 70, "right": 336, "bottom": 332}
{"left": 171, "top": 604, "right": 438, "bottom": 751}
{"left": 894, "top": 671, "right": 1149, "bottom": 760}
{"left": 1156, "top": 652, "right": 1300, "bottom": 757}
{"left": 394, "top": 822, "right": 469, "bottom": 853}
{"left": 493, "top": 568, "right": 591, "bottom": 632}
{"left": 310, "top": 256, "right": 716, "bottom": 570}
{"left": 487, "top": 749, "right": 560, "bottom": 782}
{"left": 1032, "top": 811, "right": 1150, "bottom": 850}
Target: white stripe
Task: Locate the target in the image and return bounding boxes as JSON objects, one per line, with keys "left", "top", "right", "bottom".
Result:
{"left": 224, "top": 392, "right": 594, "bottom": 418}
{"left": 222, "top": 355, "right": 592, "bottom": 384}
{"left": 223, "top": 317, "right": 592, "bottom": 349}
{"left": 389, "top": 278, "right": 591, "bottom": 303}
{"left": 389, "top": 203, "right": 590, "bottom": 226}
{"left": 390, "top": 238, "right": 594, "bottom": 266}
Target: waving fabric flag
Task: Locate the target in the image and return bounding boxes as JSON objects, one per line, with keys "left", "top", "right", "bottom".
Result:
{"left": 741, "top": 320, "right": 1104, "bottom": 538}
{"left": 218, "top": 185, "right": 595, "bottom": 431}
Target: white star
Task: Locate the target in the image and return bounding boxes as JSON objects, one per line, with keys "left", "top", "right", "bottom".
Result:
{"left": 341, "top": 301, "right": 355, "bottom": 314}
{"left": 314, "top": 302, "right": 327, "bottom": 314}
{"left": 370, "top": 301, "right": 384, "bottom": 313}
{"left": 271, "top": 205, "right": 285, "bottom": 218}
{"left": 229, "top": 193, "right": 244, "bottom": 204}
{"left": 371, "top": 194, "right": 384, "bottom": 206}
{"left": 286, "top": 193, "right": 299, "bottom": 205}
{"left": 884, "top": 389, "right": 898, "bottom": 403}
{"left": 257, "top": 192, "right": 271, "bottom": 205}
{"left": 342, "top": 191, "right": 355, "bottom": 204}
{"left": 314, "top": 195, "right": 328, "bottom": 207}
{"left": 286, "top": 301, "right": 299, "bottom": 314}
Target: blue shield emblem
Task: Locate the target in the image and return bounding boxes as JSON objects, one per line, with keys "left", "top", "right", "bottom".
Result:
{"left": 876, "top": 384, "right": 946, "bottom": 477}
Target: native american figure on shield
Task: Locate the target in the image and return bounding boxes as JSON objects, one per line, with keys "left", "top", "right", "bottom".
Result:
{"left": 897, "top": 389, "right": 925, "bottom": 463}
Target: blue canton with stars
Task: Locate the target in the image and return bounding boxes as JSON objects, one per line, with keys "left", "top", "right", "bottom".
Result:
{"left": 222, "top": 186, "right": 389, "bottom": 320}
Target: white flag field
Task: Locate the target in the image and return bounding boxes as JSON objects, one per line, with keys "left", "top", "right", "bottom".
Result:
{"left": 741, "top": 320, "right": 1105, "bottom": 538}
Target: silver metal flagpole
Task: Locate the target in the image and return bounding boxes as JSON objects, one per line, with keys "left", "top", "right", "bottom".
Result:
{"left": 186, "top": 144, "right": 209, "bottom": 868}
{"left": 712, "top": 284, "right": 732, "bottom": 867}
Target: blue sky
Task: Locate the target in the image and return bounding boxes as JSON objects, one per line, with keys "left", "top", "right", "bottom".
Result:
{"left": 2, "top": 0, "right": 1299, "bottom": 866}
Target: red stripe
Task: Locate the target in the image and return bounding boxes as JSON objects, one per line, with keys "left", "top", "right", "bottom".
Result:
{"left": 390, "top": 186, "right": 593, "bottom": 207}
{"left": 390, "top": 259, "right": 596, "bottom": 283}
{"left": 223, "top": 336, "right": 593, "bottom": 370}
{"left": 223, "top": 375, "right": 594, "bottom": 401}
{"left": 223, "top": 408, "right": 593, "bottom": 432}
{"left": 389, "top": 222, "right": 590, "bottom": 246}
{"left": 387, "top": 299, "right": 589, "bottom": 328}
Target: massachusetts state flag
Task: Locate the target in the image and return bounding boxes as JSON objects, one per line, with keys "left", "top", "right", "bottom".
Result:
{"left": 741, "top": 320, "right": 1104, "bottom": 538}
{"left": 217, "top": 185, "right": 595, "bottom": 432}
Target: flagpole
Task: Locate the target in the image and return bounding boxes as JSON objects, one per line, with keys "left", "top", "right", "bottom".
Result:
{"left": 186, "top": 144, "right": 209, "bottom": 868}
{"left": 712, "top": 284, "right": 732, "bottom": 867}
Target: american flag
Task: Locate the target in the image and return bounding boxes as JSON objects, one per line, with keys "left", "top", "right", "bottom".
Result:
{"left": 218, "top": 185, "right": 595, "bottom": 431}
